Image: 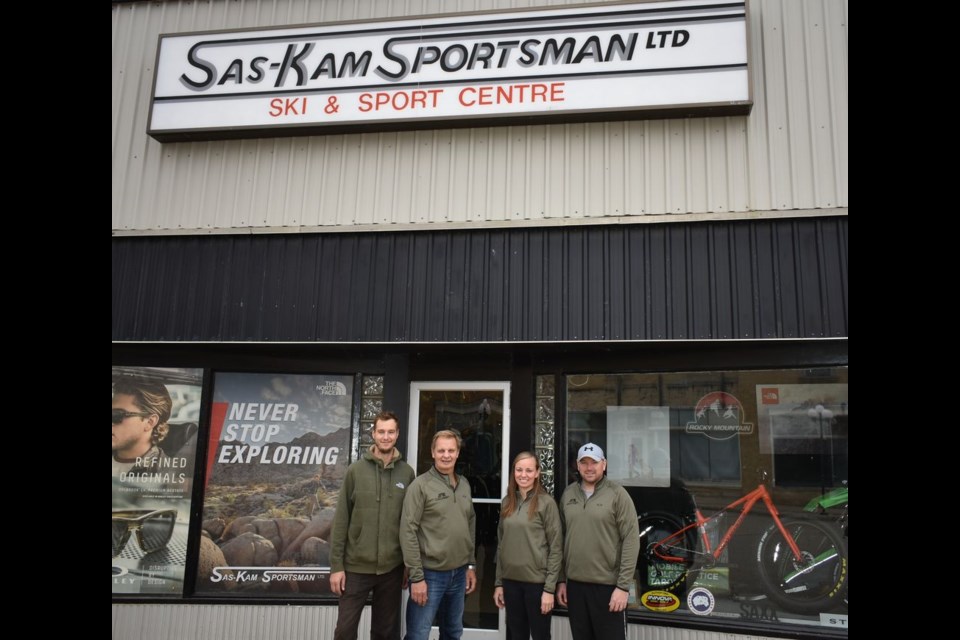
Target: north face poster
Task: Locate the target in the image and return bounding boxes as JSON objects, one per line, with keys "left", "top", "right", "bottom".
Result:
{"left": 195, "top": 372, "right": 353, "bottom": 596}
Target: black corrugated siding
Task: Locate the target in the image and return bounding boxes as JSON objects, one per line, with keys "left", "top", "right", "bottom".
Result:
{"left": 112, "top": 217, "right": 847, "bottom": 342}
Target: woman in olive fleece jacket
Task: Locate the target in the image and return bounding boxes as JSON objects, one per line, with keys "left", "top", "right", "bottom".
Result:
{"left": 494, "top": 451, "right": 563, "bottom": 640}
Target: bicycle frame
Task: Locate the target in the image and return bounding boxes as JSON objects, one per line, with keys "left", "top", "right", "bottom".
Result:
{"left": 652, "top": 484, "right": 804, "bottom": 565}
{"left": 804, "top": 485, "right": 848, "bottom": 512}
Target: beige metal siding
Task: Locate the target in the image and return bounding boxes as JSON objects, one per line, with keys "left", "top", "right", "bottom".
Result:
{"left": 112, "top": 604, "right": 788, "bottom": 640}
{"left": 751, "top": 0, "right": 848, "bottom": 211}
{"left": 112, "top": 0, "right": 848, "bottom": 235}
{"left": 112, "top": 603, "right": 359, "bottom": 639}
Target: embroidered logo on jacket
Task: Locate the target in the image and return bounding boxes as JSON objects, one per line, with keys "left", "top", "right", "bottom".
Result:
{"left": 436, "top": 492, "right": 449, "bottom": 500}
{"left": 395, "top": 482, "right": 406, "bottom": 489}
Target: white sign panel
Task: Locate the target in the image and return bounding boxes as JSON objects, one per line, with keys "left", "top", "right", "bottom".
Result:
{"left": 607, "top": 406, "right": 671, "bottom": 487}
{"left": 149, "top": 0, "right": 751, "bottom": 141}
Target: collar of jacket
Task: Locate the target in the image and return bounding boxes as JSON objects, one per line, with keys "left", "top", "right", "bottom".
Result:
{"left": 579, "top": 475, "right": 607, "bottom": 494}
{"left": 428, "top": 464, "right": 460, "bottom": 486}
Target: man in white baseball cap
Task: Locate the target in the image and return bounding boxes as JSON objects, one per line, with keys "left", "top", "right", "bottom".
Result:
{"left": 576, "top": 443, "right": 604, "bottom": 462}
{"left": 556, "top": 443, "right": 638, "bottom": 640}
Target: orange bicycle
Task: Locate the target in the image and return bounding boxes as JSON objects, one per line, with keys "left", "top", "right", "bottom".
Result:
{"left": 637, "top": 483, "right": 848, "bottom": 615}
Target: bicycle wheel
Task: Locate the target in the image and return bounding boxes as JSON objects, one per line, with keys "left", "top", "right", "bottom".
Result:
{"left": 756, "top": 516, "right": 848, "bottom": 615}
{"left": 637, "top": 512, "right": 695, "bottom": 594}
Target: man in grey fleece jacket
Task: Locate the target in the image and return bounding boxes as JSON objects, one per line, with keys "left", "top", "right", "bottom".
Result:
{"left": 557, "top": 443, "right": 639, "bottom": 640}
{"left": 400, "top": 429, "right": 477, "bottom": 640}
{"left": 329, "top": 411, "right": 416, "bottom": 640}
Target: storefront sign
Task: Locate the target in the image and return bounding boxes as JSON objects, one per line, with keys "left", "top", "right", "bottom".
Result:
{"left": 149, "top": 0, "right": 751, "bottom": 141}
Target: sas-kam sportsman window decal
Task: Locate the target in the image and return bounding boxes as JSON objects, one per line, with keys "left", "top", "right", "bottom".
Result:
{"left": 149, "top": 0, "right": 751, "bottom": 141}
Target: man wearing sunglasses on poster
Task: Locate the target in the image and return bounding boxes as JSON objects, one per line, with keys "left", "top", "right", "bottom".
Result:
{"left": 112, "top": 377, "right": 173, "bottom": 478}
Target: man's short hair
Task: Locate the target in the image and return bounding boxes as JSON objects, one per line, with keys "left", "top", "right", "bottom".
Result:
{"left": 373, "top": 410, "right": 400, "bottom": 427}
{"left": 432, "top": 429, "right": 462, "bottom": 451}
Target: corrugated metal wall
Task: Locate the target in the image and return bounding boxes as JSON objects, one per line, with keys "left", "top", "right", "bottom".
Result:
{"left": 112, "top": 604, "right": 787, "bottom": 640}
{"left": 111, "top": 0, "right": 848, "bottom": 234}
{"left": 112, "top": 603, "right": 359, "bottom": 639}
{"left": 112, "top": 217, "right": 848, "bottom": 342}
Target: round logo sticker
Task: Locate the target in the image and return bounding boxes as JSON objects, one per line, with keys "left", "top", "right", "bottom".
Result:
{"left": 686, "top": 586, "right": 716, "bottom": 616}
{"left": 685, "top": 392, "right": 754, "bottom": 440}
{"left": 641, "top": 590, "right": 680, "bottom": 612}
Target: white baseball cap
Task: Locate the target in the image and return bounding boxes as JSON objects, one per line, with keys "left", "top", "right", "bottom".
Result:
{"left": 577, "top": 443, "right": 605, "bottom": 461}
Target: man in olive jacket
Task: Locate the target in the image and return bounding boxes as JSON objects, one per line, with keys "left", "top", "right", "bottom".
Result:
{"left": 400, "top": 430, "right": 477, "bottom": 640}
{"left": 557, "top": 443, "right": 639, "bottom": 640}
{"left": 330, "top": 411, "right": 416, "bottom": 640}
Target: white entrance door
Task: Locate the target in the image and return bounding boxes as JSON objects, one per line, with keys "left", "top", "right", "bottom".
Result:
{"left": 406, "top": 381, "right": 510, "bottom": 640}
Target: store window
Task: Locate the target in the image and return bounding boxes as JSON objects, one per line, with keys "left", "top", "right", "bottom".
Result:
{"left": 564, "top": 368, "right": 848, "bottom": 635}
{"left": 194, "top": 372, "right": 355, "bottom": 598}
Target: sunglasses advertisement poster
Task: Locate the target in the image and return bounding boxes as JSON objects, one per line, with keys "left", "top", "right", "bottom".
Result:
{"left": 195, "top": 372, "right": 353, "bottom": 596}
{"left": 112, "top": 366, "right": 203, "bottom": 595}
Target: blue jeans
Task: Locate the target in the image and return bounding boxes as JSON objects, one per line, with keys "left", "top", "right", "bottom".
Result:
{"left": 404, "top": 566, "right": 467, "bottom": 640}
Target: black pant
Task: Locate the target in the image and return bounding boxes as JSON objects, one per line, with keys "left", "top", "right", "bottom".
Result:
{"left": 565, "top": 581, "right": 626, "bottom": 640}
{"left": 333, "top": 565, "right": 405, "bottom": 640}
{"left": 503, "top": 579, "right": 552, "bottom": 640}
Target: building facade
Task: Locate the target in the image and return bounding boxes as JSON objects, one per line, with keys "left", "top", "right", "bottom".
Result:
{"left": 112, "top": 1, "right": 848, "bottom": 639}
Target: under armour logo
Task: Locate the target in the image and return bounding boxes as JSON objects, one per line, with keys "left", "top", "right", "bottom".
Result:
{"left": 583, "top": 446, "right": 595, "bottom": 451}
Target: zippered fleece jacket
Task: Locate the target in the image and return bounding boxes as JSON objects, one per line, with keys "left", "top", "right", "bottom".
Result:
{"left": 400, "top": 466, "right": 476, "bottom": 583}
{"left": 559, "top": 476, "right": 639, "bottom": 591}
{"left": 329, "top": 446, "right": 416, "bottom": 575}
{"left": 495, "top": 491, "right": 563, "bottom": 593}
